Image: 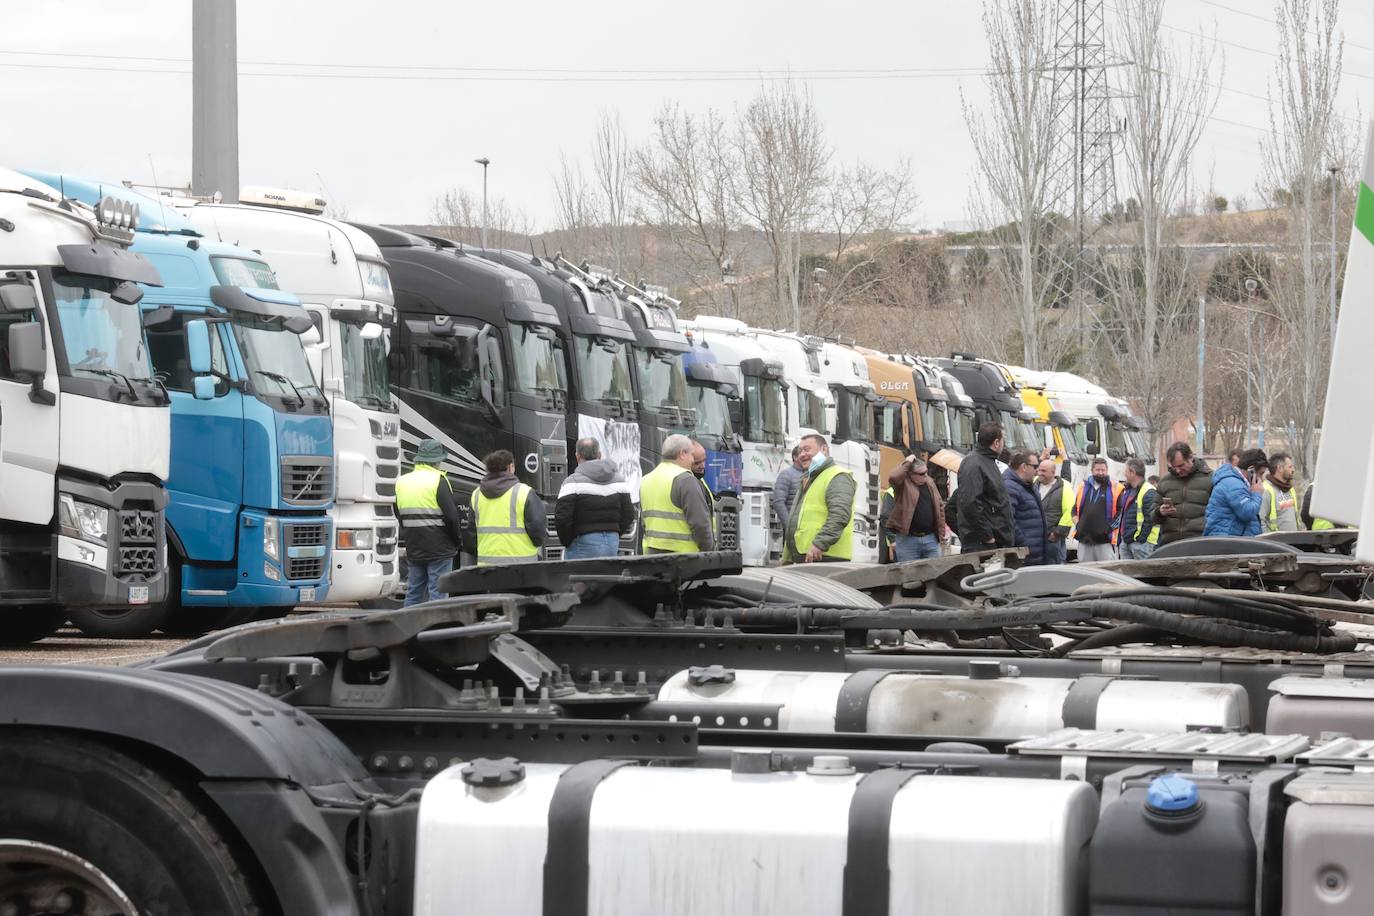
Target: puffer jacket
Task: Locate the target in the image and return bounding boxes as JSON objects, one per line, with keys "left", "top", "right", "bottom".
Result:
{"left": 1204, "top": 463, "right": 1262, "bottom": 537}
{"left": 554, "top": 458, "right": 635, "bottom": 546}
{"left": 1002, "top": 467, "right": 1047, "bottom": 565}
{"left": 1152, "top": 459, "right": 1213, "bottom": 545}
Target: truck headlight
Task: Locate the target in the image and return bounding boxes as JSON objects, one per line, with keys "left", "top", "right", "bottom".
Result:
{"left": 337, "top": 528, "right": 374, "bottom": 550}
{"left": 263, "top": 516, "right": 281, "bottom": 562}
{"left": 59, "top": 494, "right": 108, "bottom": 543}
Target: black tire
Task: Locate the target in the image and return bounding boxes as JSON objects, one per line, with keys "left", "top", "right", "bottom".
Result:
{"left": 0, "top": 729, "right": 263, "bottom": 916}
{"left": 160, "top": 607, "right": 262, "bottom": 638}
{"left": 68, "top": 603, "right": 172, "bottom": 638}
{"left": 0, "top": 607, "right": 66, "bottom": 645}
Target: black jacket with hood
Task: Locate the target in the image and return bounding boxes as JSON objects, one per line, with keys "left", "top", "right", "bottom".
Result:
{"left": 554, "top": 458, "right": 636, "bottom": 546}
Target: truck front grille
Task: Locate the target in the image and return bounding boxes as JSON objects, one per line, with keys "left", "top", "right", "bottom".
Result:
{"left": 118, "top": 546, "right": 158, "bottom": 576}
{"left": 377, "top": 463, "right": 398, "bottom": 479}
{"left": 119, "top": 509, "right": 158, "bottom": 543}
{"left": 287, "top": 557, "right": 326, "bottom": 580}
{"left": 280, "top": 457, "right": 333, "bottom": 506}
{"left": 715, "top": 495, "right": 740, "bottom": 552}
{"left": 377, "top": 482, "right": 396, "bottom": 498}
{"left": 286, "top": 523, "right": 328, "bottom": 548}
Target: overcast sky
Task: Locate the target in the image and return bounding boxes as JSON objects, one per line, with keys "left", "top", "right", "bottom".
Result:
{"left": 3, "top": 0, "right": 1371, "bottom": 230}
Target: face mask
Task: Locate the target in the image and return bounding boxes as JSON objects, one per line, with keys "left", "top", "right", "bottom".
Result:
{"left": 808, "top": 454, "right": 826, "bottom": 473}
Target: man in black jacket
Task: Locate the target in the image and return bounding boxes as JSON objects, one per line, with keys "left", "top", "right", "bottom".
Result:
{"left": 554, "top": 438, "right": 635, "bottom": 559}
{"left": 956, "top": 423, "right": 1015, "bottom": 552}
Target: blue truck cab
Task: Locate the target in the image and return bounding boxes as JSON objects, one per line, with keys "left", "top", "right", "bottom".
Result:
{"left": 25, "top": 174, "right": 333, "bottom": 633}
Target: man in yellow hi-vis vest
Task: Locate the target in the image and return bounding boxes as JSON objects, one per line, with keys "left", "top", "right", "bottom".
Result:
{"left": 1260, "top": 452, "right": 1301, "bottom": 532}
{"left": 640, "top": 434, "right": 715, "bottom": 553}
{"left": 465, "top": 449, "right": 546, "bottom": 566}
{"left": 396, "top": 439, "right": 464, "bottom": 606}
{"left": 784, "top": 433, "right": 857, "bottom": 564}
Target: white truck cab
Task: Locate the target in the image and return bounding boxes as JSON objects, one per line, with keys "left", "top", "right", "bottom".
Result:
{"left": 0, "top": 168, "right": 171, "bottom": 641}
{"left": 170, "top": 188, "right": 400, "bottom": 604}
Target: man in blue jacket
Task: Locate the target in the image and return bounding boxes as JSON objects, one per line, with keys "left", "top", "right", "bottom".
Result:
{"left": 1204, "top": 447, "right": 1267, "bottom": 537}
{"left": 1002, "top": 451, "right": 1048, "bottom": 565}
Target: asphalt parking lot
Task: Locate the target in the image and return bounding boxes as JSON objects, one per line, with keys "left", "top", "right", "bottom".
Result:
{"left": 0, "top": 629, "right": 187, "bottom": 666}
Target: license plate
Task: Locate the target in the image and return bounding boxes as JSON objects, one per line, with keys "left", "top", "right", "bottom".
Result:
{"left": 128, "top": 586, "right": 149, "bottom": 605}
{"left": 300, "top": 587, "right": 316, "bottom": 603}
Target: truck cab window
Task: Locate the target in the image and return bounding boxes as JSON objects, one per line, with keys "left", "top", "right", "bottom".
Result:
{"left": 146, "top": 320, "right": 229, "bottom": 394}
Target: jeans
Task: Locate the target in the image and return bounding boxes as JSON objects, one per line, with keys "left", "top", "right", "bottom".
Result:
{"left": 1043, "top": 537, "right": 1067, "bottom": 566}
{"left": 564, "top": 531, "right": 619, "bottom": 559}
{"left": 404, "top": 557, "right": 453, "bottom": 606}
{"left": 1076, "top": 542, "right": 1117, "bottom": 563}
{"left": 1125, "top": 541, "right": 1156, "bottom": 560}
{"left": 893, "top": 533, "right": 941, "bottom": 561}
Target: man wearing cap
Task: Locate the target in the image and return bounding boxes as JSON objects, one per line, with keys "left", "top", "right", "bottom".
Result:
{"left": 395, "top": 439, "right": 463, "bottom": 605}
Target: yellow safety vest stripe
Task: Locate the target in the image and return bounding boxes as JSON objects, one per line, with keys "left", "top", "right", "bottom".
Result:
{"left": 794, "top": 464, "right": 855, "bottom": 561}
{"left": 641, "top": 463, "right": 696, "bottom": 552}
{"left": 470, "top": 483, "right": 537, "bottom": 564}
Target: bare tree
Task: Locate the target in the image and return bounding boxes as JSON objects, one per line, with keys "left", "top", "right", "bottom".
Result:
{"left": 963, "top": 0, "right": 1061, "bottom": 369}
{"left": 633, "top": 104, "right": 747, "bottom": 318}
{"left": 551, "top": 153, "right": 597, "bottom": 250}
{"left": 430, "top": 187, "right": 534, "bottom": 251}
{"left": 1262, "top": 0, "right": 1345, "bottom": 471}
{"left": 591, "top": 111, "right": 633, "bottom": 274}
{"left": 734, "top": 81, "right": 830, "bottom": 330}
{"left": 1101, "top": 0, "right": 1218, "bottom": 449}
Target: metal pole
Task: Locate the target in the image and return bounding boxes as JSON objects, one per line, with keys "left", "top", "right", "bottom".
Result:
{"left": 1245, "top": 311, "right": 1254, "bottom": 448}
{"left": 1330, "top": 164, "right": 1340, "bottom": 343}
{"left": 192, "top": 0, "right": 239, "bottom": 202}
{"left": 1257, "top": 326, "right": 1267, "bottom": 450}
{"left": 475, "top": 157, "right": 490, "bottom": 251}
{"left": 1196, "top": 296, "right": 1206, "bottom": 452}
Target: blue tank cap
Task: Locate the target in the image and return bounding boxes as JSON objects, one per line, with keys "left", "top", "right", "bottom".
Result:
{"left": 1146, "top": 774, "right": 1200, "bottom": 813}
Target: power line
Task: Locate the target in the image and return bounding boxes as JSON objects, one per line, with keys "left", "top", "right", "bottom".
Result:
{"left": 1197, "top": 0, "right": 1374, "bottom": 55}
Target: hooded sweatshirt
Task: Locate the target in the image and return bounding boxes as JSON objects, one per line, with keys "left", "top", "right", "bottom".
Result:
{"left": 555, "top": 458, "right": 636, "bottom": 546}
{"left": 461, "top": 471, "right": 547, "bottom": 556}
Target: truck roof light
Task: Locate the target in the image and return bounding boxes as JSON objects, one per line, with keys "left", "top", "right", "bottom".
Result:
{"left": 240, "top": 185, "right": 327, "bottom": 214}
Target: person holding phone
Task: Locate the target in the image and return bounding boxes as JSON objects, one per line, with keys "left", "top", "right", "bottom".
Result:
{"left": 1154, "top": 442, "right": 1213, "bottom": 545}
{"left": 1203, "top": 447, "right": 1267, "bottom": 537}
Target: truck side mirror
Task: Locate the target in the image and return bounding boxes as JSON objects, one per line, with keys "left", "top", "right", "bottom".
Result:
{"left": 0, "top": 284, "right": 39, "bottom": 314}
{"left": 193, "top": 376, "right": 217, "bottom": 400}
{"left": 726, "top": 397, "right": 744, "bottom": 430}
{"left": 185, "top": 320, "right": 212, "bottom": 374}
{"left": 1085, "top": 422, "right": 1099, "bottom": 443}
{"left": 1085, "top": 440, "right": 1099, "bottom": 455}
{"left": 9, "top": 321, "right": 46, "bottom": 378}
{"left": 110, "top": 280, "right": 144, "bottom": 306}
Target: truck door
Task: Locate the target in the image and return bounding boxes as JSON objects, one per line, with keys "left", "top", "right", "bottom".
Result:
{"left": 0, "top": 276, "right": 59, "bottom": 526}
{"left": 145, "top": 316, "right": 245, "bottom": 561}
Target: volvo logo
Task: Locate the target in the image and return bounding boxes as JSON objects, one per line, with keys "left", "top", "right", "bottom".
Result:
{"left": 525, "top": 452, "right": 540, "bottom": 473}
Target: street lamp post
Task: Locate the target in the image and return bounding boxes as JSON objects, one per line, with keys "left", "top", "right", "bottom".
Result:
{"left": 1243, "top": 276, "right": 1260, "bottom": 448}
{"left": 1196, "top": 296, "right": 1206, "bottom": 452}
{"left": 475, "top": 157, "right": 490, "bottom": 251}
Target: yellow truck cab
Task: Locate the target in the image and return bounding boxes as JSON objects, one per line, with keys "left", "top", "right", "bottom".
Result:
{"left": 856, "top": 347, "right": 924, "bottom": 488}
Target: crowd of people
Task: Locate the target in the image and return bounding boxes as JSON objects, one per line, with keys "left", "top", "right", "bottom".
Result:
{"left": 393, "top": 424, "right": 1334, "bottom": 607}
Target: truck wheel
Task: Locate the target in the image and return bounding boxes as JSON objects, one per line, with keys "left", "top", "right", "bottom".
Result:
{"left": 0, "top": 729, "right": 263, "bottom": 916}
{"left": 0, "top": 607, "right": 66, "bottom": 645}
{"left": 67, "top": 604, "right": 171, "bottom": 638}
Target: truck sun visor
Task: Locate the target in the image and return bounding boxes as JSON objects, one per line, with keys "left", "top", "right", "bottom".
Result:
{"left": 685, "top": 362, "right": 736, "bottom": 388}
{"left": 1048, "top": 410, "right": 1075, "bottom": 427}
{"left": 208, "top": 284, "right": 312, "bottom": 333}
{"left": 58, "top": 242, "right": 163, "bottom": 287}
{"left": 739, "top": 357, "right": 784, "bottom": 380}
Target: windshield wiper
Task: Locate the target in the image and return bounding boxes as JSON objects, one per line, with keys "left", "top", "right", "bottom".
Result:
{"left": 82, "top": 367, "right": 140, "bottom": 403}
{"left": 254, "top": 369, "right": 307, "bottom": 408}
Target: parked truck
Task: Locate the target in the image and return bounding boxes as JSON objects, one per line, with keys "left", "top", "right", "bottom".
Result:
{"left": 172, "top": 189, "right": 401, "bottom": 605}
{"left": 681, "top": 339, "right": 744, "bottom": 551}
{"left": 22, "top": 173, "right": 334, "bottom": 636}
{"left": 0, "top": 168, "right": 170, "bottom": 642}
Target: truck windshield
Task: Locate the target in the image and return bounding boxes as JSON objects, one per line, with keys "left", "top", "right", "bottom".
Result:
{"left": 338, "top": 320, "right": 392, "bottom": 410}
{"left": 575, "top": 335, "right": 633, "bottom": 403}
{"left": 233, "top": 317, "right": 320, "bottom": 402}
{"left": 510, "top": 323, "right": 566, "bottom": 397}
{"left": 798, "top": 386, "right": 829, "bottom": 435}
{"left": 743, "top": 375, "right": 784, "bottom": 443}
{"left": 1056, "top": 424, "right": 1087, "bottom": 461}
{"left": 951, "top": 407, "right": 976, "bottom": 451}
{"left": 51, "top": 271, "right": 153, "bottom": 387}
{"left": 1130, "top": 430, "right": 1155, "bottom": 463}
{"left": 635, "top": 349, "right": 691, "bottom": 413}
{"left": 691, "top": 385, "right": 736, "bottom": 446}
{"left": 1106, "top": 422, "right": 1131, "bottom": 461}
{"left": 921, "top": 401, "right": 952, "bottom": 448}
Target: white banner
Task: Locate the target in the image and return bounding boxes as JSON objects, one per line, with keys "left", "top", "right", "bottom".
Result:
{"left": 578, "top": 413, "right": 642, "bottom": 501}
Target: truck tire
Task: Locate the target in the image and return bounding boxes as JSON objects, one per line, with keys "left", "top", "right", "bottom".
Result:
{"left": 0, "top": 607, "right": 65, "bottom": 645}
{"left": 0, "top": 729, "right": 263, "bottom": 916}
{"left": 67, "top": 604, "right": 172, "bottom": 638}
